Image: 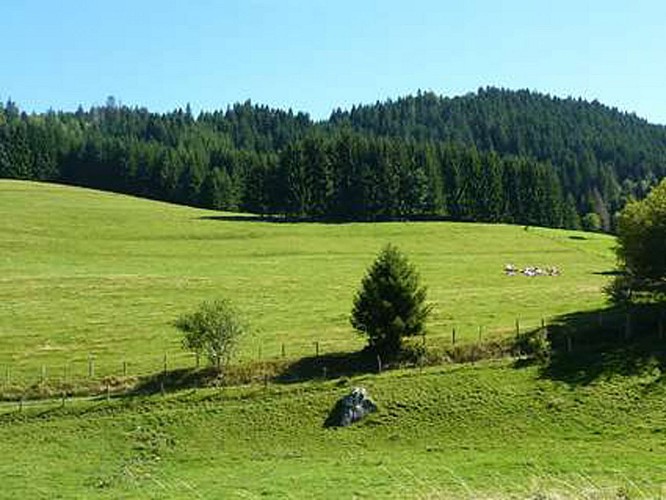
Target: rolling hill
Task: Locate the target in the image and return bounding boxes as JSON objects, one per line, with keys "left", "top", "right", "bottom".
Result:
{"left": 1, "top": 180, "right": 614, "bottom": 383}
{"left": 1, "top": 181, "right": 664, "bottom": 498}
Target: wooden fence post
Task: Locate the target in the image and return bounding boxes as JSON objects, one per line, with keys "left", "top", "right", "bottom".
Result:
{"left": 515, "top": 318, "right": 520, "bottom": 338}
{"left": 452, "top": 328, "right": 456, "bottom": 346}
{"left": 315, "top": 341, "right": 320, "bottom": 357}
{"left": 281, "top": 343, "right": 286, "bottom": 358}
{"left": 122, "top": 360, "right": 127, "bottom": 377}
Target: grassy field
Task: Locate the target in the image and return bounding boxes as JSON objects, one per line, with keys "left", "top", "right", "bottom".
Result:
{"left": 1, "top": 180, "right": 663, "bottom": 498}
{"left": 0, "top": 180, "right": 616, "bottom": 382}
{"left": 0, "top": 360, "right": 664, "bottom": 498}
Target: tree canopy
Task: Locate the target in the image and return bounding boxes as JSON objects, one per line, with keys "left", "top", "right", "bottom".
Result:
{"left": 2, "top": 88, "right": 665, "bottom": 229}
{"left": 613, "top": 179, "right": 666, "bottom": 300}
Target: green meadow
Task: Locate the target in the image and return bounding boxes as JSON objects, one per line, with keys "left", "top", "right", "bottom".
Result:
{"left": 1, "top": 180, "right": 615, "bottom": 381}
{"left": 0, "top": 360, "right": 664, "bottom": 498}
{"left": 1, "top": 180, "right": 665, "bottom": 498}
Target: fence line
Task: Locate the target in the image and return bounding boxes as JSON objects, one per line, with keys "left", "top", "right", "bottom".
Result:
{"left": 1, "top": 312, "right": 662, "bottom": 401}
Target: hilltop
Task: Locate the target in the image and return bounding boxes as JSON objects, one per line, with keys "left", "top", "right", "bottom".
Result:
{"left": 2, "top": 88, "right": 665, "bottom": 229}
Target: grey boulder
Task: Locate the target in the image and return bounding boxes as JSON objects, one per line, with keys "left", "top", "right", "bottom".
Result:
{"left": 325, "top": 387, "right": 377, "bottom": 427}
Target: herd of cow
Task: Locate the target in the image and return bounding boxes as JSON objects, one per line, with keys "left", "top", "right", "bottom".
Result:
{"left": 504, "top": 264, "right": 560, "bottom": 277}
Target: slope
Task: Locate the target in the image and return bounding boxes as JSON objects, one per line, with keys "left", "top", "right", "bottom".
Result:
{"left": 0, "top": 180, "right": 614, "bottom": 382}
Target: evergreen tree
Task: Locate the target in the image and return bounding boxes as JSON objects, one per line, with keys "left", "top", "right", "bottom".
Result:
{"left": 351, "top": 244, "right": 432, "bottom": 358}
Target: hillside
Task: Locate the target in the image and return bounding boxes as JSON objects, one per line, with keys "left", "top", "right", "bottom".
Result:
{"left": 1, "top": 88, "right": 665, "bottom": 228}
{"left": 0, "top": 180, "right": 614, "bottom": 384}
{"left": 0, "top": 360, "right": 664, "bottom": 498}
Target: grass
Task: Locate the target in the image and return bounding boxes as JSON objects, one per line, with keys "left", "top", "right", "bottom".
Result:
{"left": 0, "top": 180, "right": 616, "bottom": 383}
{"left": 1, "top": 180, "right": 663, "bottom": 498}
{"left": 0, "top": 359, "right": 664, "bottom": 498}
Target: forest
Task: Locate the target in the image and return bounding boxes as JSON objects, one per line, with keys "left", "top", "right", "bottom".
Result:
{"left": 1, "top": 88, "right": 665, "bottom": 230}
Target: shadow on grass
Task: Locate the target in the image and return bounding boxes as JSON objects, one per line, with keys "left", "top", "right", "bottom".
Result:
{"left": 128, "top": 350, "right": 382, "bottom": 396}
{"left": 274, "top": 350, "right": 381, "bottom": 383}
{"left": 535, "top": 303, "right": 665, "bottom": 386}
{"left": 198, "top": 214, "right": 457, "bottom": 225}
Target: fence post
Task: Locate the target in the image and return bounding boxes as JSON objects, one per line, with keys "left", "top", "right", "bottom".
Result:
{"left": 122, "top": 360, "right": 127, "bottom": 377}
{"left": 452, "top": 328, "right": 456, "bottom": 346}
{"left": 376, "top": 354, "right": 382, "bottom": 373}
{"left": 88, "top": 355, "right": 94, "bottom": 379}
{"left": 195, "top": 352, "right": 200, "bottom": 368}
{"left": 281, "top": 343, "right": 286, "bottom": 358}
{"left": 624, "top": 312, "right": 632, "bottom": 340}
{"left": 478, "top": 326, "right": 483, "bottom": 342}
{"left": 163, "top": 353, "right": 168, "bottom": 375}
{"left": 41, "top": 365, "right": 47, "bottom": 383}
{"left": 515, "top": 318, "right": 520, "bottom": 338}
{"left": 314, "top": 341, "right": 320, "bottom": 357}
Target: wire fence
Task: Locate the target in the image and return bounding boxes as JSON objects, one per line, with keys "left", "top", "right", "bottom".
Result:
{"left": 1, "top": 310, "right": 663, "bottom": 403}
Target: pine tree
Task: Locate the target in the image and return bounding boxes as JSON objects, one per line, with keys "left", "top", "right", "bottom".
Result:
{"left": 351, "top": 244, "right": 432, "bottom": 358}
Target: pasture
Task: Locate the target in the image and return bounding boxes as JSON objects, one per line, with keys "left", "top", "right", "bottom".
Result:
{"left": 1, "top": 180, "right": 614, "bottom": 382}
{"left": 0, "top": 360, "right": 664, "bottom": 498}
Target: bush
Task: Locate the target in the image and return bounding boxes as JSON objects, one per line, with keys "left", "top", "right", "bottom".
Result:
{"left": 350, "top": 244, "right": 432, "bottom": 358}
{"left": 610, "top": 179, "right": 666, "bottom": 303}
{"left": 175, "top": 299, "right": 246, "bottom": 371}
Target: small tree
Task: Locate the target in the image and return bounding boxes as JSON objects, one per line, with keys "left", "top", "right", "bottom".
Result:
{"left": 351, "top": 244, "right": 432, "bottom": 358}
{"left": 610, "top": 179, "right": 666, "bottom": 302}
{"left": 175, "top": 299, "right": 246, "bottom": 371}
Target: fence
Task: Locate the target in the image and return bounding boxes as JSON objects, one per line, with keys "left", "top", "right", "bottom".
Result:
{"left": 1, "top": 310, "right": 663, "bottom": 405}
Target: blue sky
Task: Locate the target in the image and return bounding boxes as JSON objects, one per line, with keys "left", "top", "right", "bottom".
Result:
{"left": 4, "top": 0, "right": 666, "bottom": 123}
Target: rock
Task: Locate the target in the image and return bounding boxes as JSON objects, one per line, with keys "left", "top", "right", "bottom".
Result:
{"left": 325, "top": 387, "right": 377, "bottom": 427}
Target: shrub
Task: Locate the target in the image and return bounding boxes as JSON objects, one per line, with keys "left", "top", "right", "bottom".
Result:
{"left": 175, "top": 299, "right": 246, "bottom": 372}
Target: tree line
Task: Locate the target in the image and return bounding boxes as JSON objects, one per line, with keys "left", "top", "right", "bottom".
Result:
{"left": 1, "top": 88, "right": 665, "bottom": 230}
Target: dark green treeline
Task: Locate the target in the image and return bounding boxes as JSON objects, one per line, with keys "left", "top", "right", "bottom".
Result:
{"left": 1, "top": 88, "right": 665, "bottom": 230}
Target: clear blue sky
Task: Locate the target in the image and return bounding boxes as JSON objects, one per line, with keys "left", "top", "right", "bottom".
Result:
{"left": 4, "top": 0, "right": 666, "bottom": 123}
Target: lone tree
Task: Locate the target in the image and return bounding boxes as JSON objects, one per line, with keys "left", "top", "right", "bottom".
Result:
{"left": 175, "top": 299, "right": 246, "bottom": 371}
{"left": 351, "top": 244, "right": 432, "bottom": 358}
{"left": 610, "top": 179, "right": 666, "bottom": 302}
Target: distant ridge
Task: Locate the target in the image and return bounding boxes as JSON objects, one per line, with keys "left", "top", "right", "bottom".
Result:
{"left": 1, "top": 87, "right": 664, "bottom": 230}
